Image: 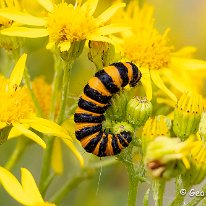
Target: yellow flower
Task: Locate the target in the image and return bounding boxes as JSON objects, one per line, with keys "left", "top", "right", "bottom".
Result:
{"left": 162, "top": 46, "right": 206, "bottom": 96}
{"left": 112, "top": 1, "right": 206, "bottom": 101}
{"left": 0, "top": 54, "right": 84, "bottom": 167}
{"left": 0, "top": 0, "right": 128, "bottom": 52}
{"left": 0, "top": 167, "right": 56, "bottom": 206}
{"left": 182, "top": 140, "right": 206, "bottom": 186}
{"left": 141, "top": 115, "right": 171, "bottom": 153}
{"left": 145, "top": 136, "right": 194, "bottom": 179}
{"left": 0, "top": 0, "right": 23, "bottom": 50}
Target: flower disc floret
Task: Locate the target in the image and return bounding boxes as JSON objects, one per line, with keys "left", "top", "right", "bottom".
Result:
{"left": 0, "top": 80, "right": 33, "bottom": 124}
{"left": 47, "top": 3, "right": 97, "bottom": 45}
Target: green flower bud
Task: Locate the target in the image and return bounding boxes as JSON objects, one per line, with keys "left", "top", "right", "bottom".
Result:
{"left": 126, "top": 97, "right": 152, "bottom": 128}
{"left": 60, "top": 40, "right": 85, "bottom": 62}
{"left": 0, "top": 125, "right": 12, "bottom": 145}
{"left": 88, "top": 41, "right": 115, "bottom": 70}
{"left": 198, "top": 112, "right": 206, "bottom": 141}
{"left": 182, "top": 141, "right": 206, "bottom": 186}
{"left": 145, "top": 136, "right": 193, "bottom": 180}
{"left": 141, "top": 115, "right": 172, "bottom": 153}
{"left": 173, "top": 92, "right": 204, "bottom": 140}
{"left": 113, "top": 121, "right": 134, "bottom": 134}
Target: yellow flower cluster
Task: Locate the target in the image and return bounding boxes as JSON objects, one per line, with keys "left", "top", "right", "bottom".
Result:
{"left": 0, "top": 0, "right": 205, "bottom": 206}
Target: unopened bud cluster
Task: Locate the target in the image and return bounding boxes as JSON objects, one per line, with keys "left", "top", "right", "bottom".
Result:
{"left": 173, "top": 92, "right": 204, "bottom": 140}
{"left": 126, "top": 97, "right": 152, "bottom": 128}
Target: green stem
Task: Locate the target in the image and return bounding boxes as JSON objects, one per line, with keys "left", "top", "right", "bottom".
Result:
{"left": 24, "top": 67, "right": 43, "bottom": 117}
{"left": 50, "top": 168, "right": 94, "bottom": 204}
{"left": 38, "top": 63, "right": 62, "bottom": 194}
{"left": 4, "top": 138, "right": 29, "bottom": 170}
{"left": 41, "top": 172, "right": 56, "bottom": 196}
{"left": 127, "top": 162, "right": 139, "bottom": 206}
{"left": 39, "top": 137, "right": 55, "bottom": 195}
{"left": 57, "top": 61, "right": 72, "bottom": 124}
{"left": 152, "top": 180, "right": 165, "bottom": 206}
{"left": 39, "top": 59, "right": 72, "bottom": 195}
{"left": 186, "top": 184, "right": 206, "bottom": 206}
{"left": 49, "top": 56, "right": 62, "bottom": 121}
{"left": 143, "top": 189, "right": 150, "bottom": 206}
{"left": 118, "top": 146, "right": 139, "bottom": 206}
{"left": 170, "top": 177, "right": 188, "bottom": 206}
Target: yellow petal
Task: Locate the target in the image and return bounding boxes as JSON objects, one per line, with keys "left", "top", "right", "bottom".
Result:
{"left": 161, "top": 68, "right": 187, "bottom": 92}
{"left": 62, "top": 116, "right": 76, "bottom": 139}
{"left": 21, "top": 117, "right": 70, "bottom": 140}
{"left": 140, "top": 67, "right": 152, "bottom": 101}
{"left": 12, "top": 123, "right": 46, "bottom": 149}
{"left": 82, "top": 0, "right": 98, "bottom": 16}
{"left": 156, "top": 97, "right": 176, "bottom": 108}
{"left": 62, "top": 138, "right": 84, "bottom": 167}
{"left": 0, "top": 9, "right": 46, "bottom": 26}
{"left": 97, "top": 3, "right": 125, "bottom": 24}
{"left": 9, "top": 53, "right": 27, "bottom": 90}
{"left": 1, "top": 27, "right": 48, "bottom": 38}
{"left": 0, "top": 167, "right": 31, "bottom": 205}
{"left": 172, "top": 46, "right": 197, "bottom": 58}
{"left": 8, "top": 127, "right": 23, "bottom": 139}
{"left": 21, "top": 168, "right": 44, "bottom": 203}
{"left": 37, "top": 0, "right": 54, "bottom": 12}
{"left": 95, "top": 24, "right": 130, "bottom": 35}
{"left": 150, "top": 70, "right": 177, "bottom": 102}
{"left": 58, "top": 41, "right": 71, "bottom": 52}
{"left": 171, "top": 56, "right": 206, "bottom": 71}
{"left": 51, "top": 138, "right": 63, "bottom": 174}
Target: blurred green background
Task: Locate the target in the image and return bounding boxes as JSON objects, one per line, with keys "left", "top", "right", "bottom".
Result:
{"left": 0, "top": 0, "right": 206, "bottom": 205}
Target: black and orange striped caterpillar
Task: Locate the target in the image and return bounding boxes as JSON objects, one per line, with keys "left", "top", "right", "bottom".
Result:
{"left": 74, "top": 62, "right": 142, "bottom": 157}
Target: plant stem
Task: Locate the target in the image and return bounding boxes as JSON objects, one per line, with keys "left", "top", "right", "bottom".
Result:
{"left": 39, "top": 57, "right": 63, "bottom": 194}
{"left": 186, "top": 184, "right": 206, "bottom": 206}
{"left": 41, "top": 172, "right": 56, "bottom": 196}
{"left": 143, "top": 189, "right": 150, "bottom": 206}
{"left": 57, "top": 61, "right": 72, "bottom": 124}
{"left": 4, "top": 138, "right": 29, "bottom": 170}
{"left": 39, "top": 137, "right": 55, "bottom": 195}
{"left": 50, "top": 168, "right": 94, "bottom": 204}
{"left": 118, "top": 146, "right": 139, "bottom": 206}
{"left": 49, "top": 56, "right": 62, "bottom": 121}
{"left": 170, "top": 177, "right": 188, "bottom": 206}
{"left": 39, "top": 59, "right": 72, "bottom": 195}
{"left": 24, "top": 67, "right": 43, "bottom": 117}
{"left": 127, "top": 162, "right": 139, "bottom": 206}
{"left": 152, "top": 180, "right": 165, "bottom": 206}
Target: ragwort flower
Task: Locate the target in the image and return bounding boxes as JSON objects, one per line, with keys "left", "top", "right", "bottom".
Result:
{"left": 0, "top": 54, "right": 84, "bottom": 166}
{"left": 112, "top": 1, "right": 206, "bottom": 101}
{"left": 0, "top": 167, "right": 56, "bottom": 206}
{"left": 0, "top": 0, "right": 23, "bottom": 50}
{"left": 182, "top": 140, "right": 206, "bottom": 186}
{"left": 145, "top": 136, "right": 194, "bottom": 179}
{"left": 0, "top": 0, "right": 128, "bottom": 52}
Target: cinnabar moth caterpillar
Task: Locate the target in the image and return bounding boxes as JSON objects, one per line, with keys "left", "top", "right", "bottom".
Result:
{"left": 74, "top": 62, "right": 141, "bottom": 157}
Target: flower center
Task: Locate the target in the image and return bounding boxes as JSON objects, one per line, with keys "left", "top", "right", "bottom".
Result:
{"left": 47, "top": 2, "right": 97, "bottom": 44}
{"left": 0, "top": 78, "right": 33, "bottom": 124}
{"left": 122, "top": 28, "right": 172, "bottom": 70}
